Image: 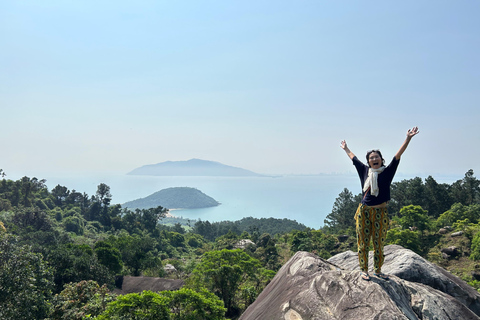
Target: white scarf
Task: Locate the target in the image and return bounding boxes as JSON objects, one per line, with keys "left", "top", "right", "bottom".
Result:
{"left": 363, "top": 166, "right": 386, "bottom": 197}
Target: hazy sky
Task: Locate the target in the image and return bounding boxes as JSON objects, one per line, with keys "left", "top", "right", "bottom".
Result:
{"left": 2, "top": 1, "right": 479, "bottom": 178}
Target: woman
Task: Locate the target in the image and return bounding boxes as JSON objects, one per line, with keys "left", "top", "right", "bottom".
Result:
{"left": 340, "top": 127, "right": 419, "bottom": 281}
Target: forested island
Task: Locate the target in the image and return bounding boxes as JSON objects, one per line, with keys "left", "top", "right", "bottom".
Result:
{"left": 1, "top": 169, "right": 480, "bottom": 319}
{"left": 122, "top": 187, "right": 220, "bottom": 210}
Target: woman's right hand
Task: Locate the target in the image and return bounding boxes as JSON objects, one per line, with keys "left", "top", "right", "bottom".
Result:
{"left": 340, "top": 140, "right": 347, "bottom": 150}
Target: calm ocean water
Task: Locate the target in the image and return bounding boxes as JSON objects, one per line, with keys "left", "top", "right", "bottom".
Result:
{"left": 13, "top": 172, "right": 461, "bottom": 228}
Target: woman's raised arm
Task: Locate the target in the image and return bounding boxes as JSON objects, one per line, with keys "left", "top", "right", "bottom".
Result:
{"left": 395, "top": 127, "right": 420, "bottom": 160}
{"left": 340, "top": 140, "right": 356, "bottom": 160}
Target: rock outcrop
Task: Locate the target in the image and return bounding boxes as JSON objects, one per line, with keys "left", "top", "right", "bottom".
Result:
{"left": 240, "top": 245, "right": 480, "bottom": 320}
{"left": 234, "top": 239, "right": 256, "bottom": 250}
{"left": 113, "top": 276, "right": 184, "bottom": 295}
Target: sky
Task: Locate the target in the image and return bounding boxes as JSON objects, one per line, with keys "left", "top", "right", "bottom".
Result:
{"left": 2, "top": 0, "right": 479, "bottom": 179}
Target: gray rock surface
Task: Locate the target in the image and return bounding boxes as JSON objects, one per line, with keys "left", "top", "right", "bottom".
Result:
{"left": 329, "top": 244, "right": 480, "bottom": 315}
{"left": 441, "top": 246, "right": 460, "bottom": 258}
{"left": 234, "top": 239, "right": 256, "bottom": 250}
{"left": 113, "top": 276, "right": 184, "bottom": 295}
{"left": 240, "top": 245, "right": 480, "bottom": 320}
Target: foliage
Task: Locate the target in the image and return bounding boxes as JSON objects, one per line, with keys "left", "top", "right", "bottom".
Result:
{"left": 398, "top": 205, "right": 431, "bottom": 233}
{"left": 122, "top": 206, "right": 169, "bottom": 235}
{"left": 423, "top": 176, "right": 454, "bottom": 218}
{"left": 323, "top": 188, "right": 359, "bottom": 234}
{"left": 450, "top": 169, "right": 480, "bottom": 206}
{"left": 108, "top": 232, "right": 162, "bottom": 276}
{"left": 469, "top": 227, "right": 480, "bottom": 261}
{"left": 0, "top": 233, "right": 54, "bottom": 319}
{"left": 3, "top": 168, "right": 480, "bottom": 318}
{"left": 233, "top": 216, "right": 307, "bottom": 236}
{"left": 50, "top": 280, "right": 115, "bottom": 320}
{"left": 289, "top": 229, "right": 336, "bottom": 259}
{"left": 214, "top": 230, "right": 240, "bottom": 250}
{"left": 386, "top": 228, "right": 421, "bottom": 253}
{"left": 160, "top": 288, "right": 226, "bottom": 320}
{"left": 96, "top": 290, "right": 171, "bottom": 320}
{"left": 95, "top": 240, "right": 124, "bottom": 274}
{"left": 253, "top": 233, "right": 281, "bottom": 270}
{"left": 47, "top": 243, "right": 114, "bottom": 293}
{"left": 192, "top": 217, "right": 307, "bottom": 241}
{"left": 96, "top": 288, "right": 227, "bottom": 320}
{"left": 436, "top": 203, "right": 480, "bottom": 229}
{"left": 123, "top": 187, "right": 220, "bottom": 210}
{"left": 188, "top": 249, "right": 263, "bottom": 317}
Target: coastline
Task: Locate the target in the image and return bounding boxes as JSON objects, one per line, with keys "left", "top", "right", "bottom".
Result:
{"left": 166, "top": 209, "right": 177, "bottom": 218}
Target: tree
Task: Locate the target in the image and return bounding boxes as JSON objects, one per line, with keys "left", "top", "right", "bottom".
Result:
{"left": 11, "top": 207, "right": 56, "bottom": 233}
{"left": 398, "top": 205, "right": 430, "bottom": 233}
{"left": 450, "top": 170, "right": 480, "bottom": 205}
{"left": 51, "top": 184, "right": 70, "bottom": 207}
{"left": 161, "top": 288, "right": 226, "bottom": 320}
{"left": 470, "top": 230, "right": 480, "bottom": 261}
{"left": 47, "top": 243, "right": 114, "bottom": 293}
{"left": 194, "top": 220, "right": 217, "bottom": 241}
{"left": 96, "top": 290, "right": 170, "bottom": 320}
{"left": 390, "top": 177, "right": 427, "bottom": 215}
{"left": 188, "top": 249, "right": 262, "bottom": 317}
{"left": 95, "top": 241, "right": 123, "bottom": 274}
{"left": 140, "top": 206, "right": 168, "bottom": 233}
{"left": 16, "top": 176, "right": 48, "bottom": 207}
{"left": 436, "top": 203, "right": 480, "bottom": 228}
{"left": 324, "top": 188, "right": 358, "bottom": 233}
{"left": 289, "top": 229, "right": 336, "bottom": 259}
{"left": 96, "top": 289, "right": 226, "bottom": 320}
{"left": 386, "top": 228, "right": 421, "bottom": 253}
{"left": 111, "top": 233, "right": 161, "bottom": 276}
{"left": 96, "top": 183, "right": 112, "bottom": 207}
{"left": 424, "top": 176, "right": 453, "bottom": 218}
{"left": 50, "top": 280, "right": 115, "bottom": 320}
{"left": 63, "top": 214, "right": 86, "bottom": 235}
{"left": 254, "top": 233, "right": 280, "bottom": 270}
{"left": 0, "top": 233, "right": 54, "bottom": 319}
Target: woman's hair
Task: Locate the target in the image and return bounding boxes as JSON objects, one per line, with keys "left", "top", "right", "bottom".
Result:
{"left": 366, "top": 149, "right": 385, "bottom": 167}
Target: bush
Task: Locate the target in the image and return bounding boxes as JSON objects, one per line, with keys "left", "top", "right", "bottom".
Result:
{"left": 96, "top": 288, "right": 226, "bottom": 320}
{"left": 0, "top": 234, "right": 54, "bottom": 319}
{"left": 386, "top": 228, "right": 421, "bottom": 253}
{"left": 96, "top": 290, "right": 170, "bottom": 320}
{"left": 50, "top": 280, "right": 115, "bottom": 320}
{"left": 436, "top": 203, "right": 480, "bottom": 228}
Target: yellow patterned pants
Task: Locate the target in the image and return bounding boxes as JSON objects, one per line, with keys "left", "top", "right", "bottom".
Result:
{"left": 355, "top": 203, "right": 389, "bottom": 273}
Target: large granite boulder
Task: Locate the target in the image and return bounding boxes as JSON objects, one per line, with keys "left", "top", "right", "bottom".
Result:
{"left": 329, "top": 244, "right": 480, "bottom": 315}
{"left": 240, "top": 245, "right": 480, "bottom": 320}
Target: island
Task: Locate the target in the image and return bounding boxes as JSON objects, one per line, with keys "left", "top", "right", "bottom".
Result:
{"left": 122, "top": 187, "right": 220, "bottom": 210}
{"left": 127, "top": 158, "right": 264, "bottom": 177}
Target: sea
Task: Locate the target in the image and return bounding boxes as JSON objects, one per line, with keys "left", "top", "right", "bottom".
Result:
{"left": 10, "top": 172, "right": 462, "bottom": 229}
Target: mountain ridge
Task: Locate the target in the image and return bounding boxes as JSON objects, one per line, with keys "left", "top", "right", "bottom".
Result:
{"left": 127, "top": 159, "right": 264, "bottom": 177}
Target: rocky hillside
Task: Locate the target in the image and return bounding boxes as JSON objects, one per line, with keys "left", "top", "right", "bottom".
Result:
{"left": 240, "top": 245, "right": 480, "bottom": 320}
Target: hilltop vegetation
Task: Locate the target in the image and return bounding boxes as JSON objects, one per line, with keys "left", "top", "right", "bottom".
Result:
{"left": 1, "top": 169, "right": 480, "bottom": 319}
{"left": 122, "top": 187, "right": 220, "bottom": 210}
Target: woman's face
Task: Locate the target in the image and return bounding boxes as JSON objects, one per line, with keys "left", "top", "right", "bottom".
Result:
{"left": 368, "top": 152, "right": 383, "bottom": 169}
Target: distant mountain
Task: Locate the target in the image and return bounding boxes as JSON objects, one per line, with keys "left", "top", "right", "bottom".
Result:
{"left": 127, "top": 159, "right": 264, "bottom": 177}
{"left": 122, "top": 187, "right": 220, "bottom": 210}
